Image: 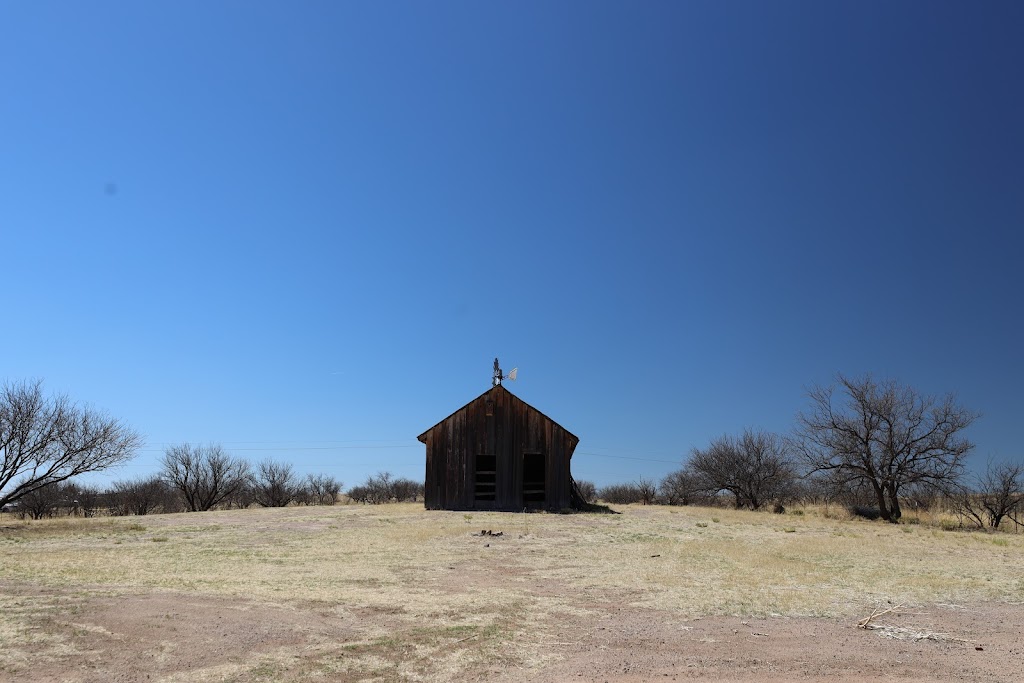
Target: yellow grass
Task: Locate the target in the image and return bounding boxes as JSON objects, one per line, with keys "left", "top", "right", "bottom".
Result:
{"left": 2, "top": 503, "right": 1022, "bottom": 680}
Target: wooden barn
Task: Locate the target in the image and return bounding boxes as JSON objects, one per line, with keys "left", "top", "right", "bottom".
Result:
{"left": 417, "top": 368, "right": 581, "bottom": 511}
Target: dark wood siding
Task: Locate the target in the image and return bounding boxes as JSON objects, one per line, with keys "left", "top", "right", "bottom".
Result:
{"left": 417, "top": 385, "right": 578, "bottom": 511}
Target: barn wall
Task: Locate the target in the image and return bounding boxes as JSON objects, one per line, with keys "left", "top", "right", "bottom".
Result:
{"left": 420, "top": 386, "right": 577, "bottom": 511}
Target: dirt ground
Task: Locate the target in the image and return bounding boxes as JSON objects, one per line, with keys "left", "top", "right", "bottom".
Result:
{"left": 502, "top": 602, "right": 1024, "bottom": 683}
{"left": 4, "top": 583, "right": 1021, "bottom": 683}
{"left": 4, "top": 505, "right": 1022, "bottom": 682}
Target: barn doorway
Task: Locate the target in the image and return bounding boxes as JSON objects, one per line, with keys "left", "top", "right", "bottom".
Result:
{"left": 522, "top": 452, "right": 546, "bottom": 507}
{"left": 475, "top": 454, "right": 496, "bottom": 503}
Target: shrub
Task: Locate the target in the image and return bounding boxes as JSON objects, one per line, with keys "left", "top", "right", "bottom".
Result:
{"left": 390, "top": 477, "right": 424, "bottom": 502}
{"left": 304, "top": 473, "right": 343, "bottom": 505}
{"left": 659, "top": 470, "right": 701, "bottom": 506}
{"left": 848, "top": 505, "right": 882, "bottom": 521}
{"left": 16, "top": 483, "right": 59, "bottom": 520}
{"left": 253, "top": 459, "right": 301, "bottom": 508}
{"left": 574, "top": 480, "right": 598, "bottom": 504}
{"left": 598, "top": 483, "right": 643, "bottom": 505}
{"left": 347, "top": 472, "right": 423, "bottom": 504}
{"left": 108, "top": 476, "right": 175, "bottom": 516}
{"left": 688, "top": 430, "right": 798, "bottom": 511}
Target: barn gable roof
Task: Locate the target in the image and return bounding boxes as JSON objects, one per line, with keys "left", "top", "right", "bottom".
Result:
{"left": 416, "top": 384, "right": 579, "bottom": 447}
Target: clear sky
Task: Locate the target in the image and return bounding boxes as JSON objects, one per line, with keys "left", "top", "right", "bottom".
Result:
{"left": 2, "top": 1, "right": 1021, "bottom": 490}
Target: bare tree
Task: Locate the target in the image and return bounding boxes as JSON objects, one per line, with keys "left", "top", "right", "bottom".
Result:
{"left": 226, "top": 480, "right": 257, "bottom": 510}
{"left": 597, "top": 483, "right": 643, "bottom": 504}
{"left": 574, "top": 479, "right": 598, "bottom": 504}
{"left": 951, "top": 460, "right": 1023, "bottom": 529}
{"left": 365, "top": 471, "right": 393, "bottom": 503}
{"left": 347, "top": 484, "right": 371, "bottom": 504}
{"left": 109, "top": 476, "right": 172, "bottom": 516}
{"left": 161, "top": 443, "right": 251, "bottom": 512}
{"left": 659, "top": 469, "right": 702, "bottom": 506}
{"left": 899, "top": 482, "right": 942, "bottom": 514}
{"left": 977, "top": 461, "right": 1024, "bottom": 529}
{"left": 68, "top": 483, "right": 104, "bottom": 517}
{"left": 948, "top": 487, "right": 986, "bottom": 529}
{"left": 0, "top": 380, "right": 143, "bottom": 509}
{"left": 795, "top": 374, "right": 977, "bottom": 523}
{"left": 372, "top": 471, "right": 394, "bottom": 502}
{"left": 636, "top": 477, "right": 658, "bottom": 505}
{"left": 304, "top": 473, "right": 342, "bottom": 505}
{"left": 16, "top": 481, "right": 60, "bottom": 519}
{"left": 253, "top": 459, "right": 300, "bottom": 507}
{"left": 390, "top": 477, "right": 423, "bottom": 502}
{"left": 689, "top": 430, "right": 798, "bottom": 511}
{"left": 348, "top": 473, "right": 388, "bottom": 504}
{"left": 347, "top": 472, "right": 421, "bottom": 504}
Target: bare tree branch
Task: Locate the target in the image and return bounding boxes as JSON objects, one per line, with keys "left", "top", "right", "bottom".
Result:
{"left": 253, "top": 458, "right": 300, "bottom": 507}
{"left": 795, "top": 373, "right": 977, "bottom": 522}
{"left": 0, "top": 380, "right": 142, "bottom": 508}
{"left": 160, "top": 443, "right": 250, "bottom": 512}
{"left": 304, "top": 473, "right": 343, "bottom": 506}
{"left": 688, "top": 429, "right": 798, "bottom": 511}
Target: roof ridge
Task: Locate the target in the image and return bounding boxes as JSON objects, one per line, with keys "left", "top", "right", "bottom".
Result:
{"left": 416, "top": 384, "right": 578, "bottom": 444}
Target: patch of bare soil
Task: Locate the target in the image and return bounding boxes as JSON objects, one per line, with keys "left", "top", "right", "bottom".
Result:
{"left": 1, "top": 588, "right": 356, "bottom": 683}
{"left": 421, "top": 552, "right": 1024, "bottom": 682}
{"left": 485, "top": 602, "right": 1024, "bottom": 683}
{"left": 4, "top": 579, "right": 1022, "bottom": 682}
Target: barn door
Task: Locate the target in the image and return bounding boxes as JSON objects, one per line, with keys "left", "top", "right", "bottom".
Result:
{"left": 522, "top": 452, "right": 546, "bottom": 507}
{"left": 474, "top": 454, "right": 496, "bottom": 503}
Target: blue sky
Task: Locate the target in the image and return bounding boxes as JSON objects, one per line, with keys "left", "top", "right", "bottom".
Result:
{"left": 2, "top": 1, "right": 1021, "bottom": 490}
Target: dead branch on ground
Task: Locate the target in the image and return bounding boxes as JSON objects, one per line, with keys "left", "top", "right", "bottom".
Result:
{"left": 857, "top": 603, "right": 904, "bottom": 629}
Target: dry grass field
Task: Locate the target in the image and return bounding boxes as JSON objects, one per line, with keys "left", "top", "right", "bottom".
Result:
{"left": 2, "top": 503, "right": 1022, "bottom": 682}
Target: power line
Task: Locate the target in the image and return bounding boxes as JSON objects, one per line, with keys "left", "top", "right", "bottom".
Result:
{"left": 575, "top": 451, "right": 681, "bottom": 465}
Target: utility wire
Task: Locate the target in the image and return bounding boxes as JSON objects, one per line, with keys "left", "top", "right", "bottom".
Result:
{"left": 575, "top": 451, "right": 681, "bottom": 465}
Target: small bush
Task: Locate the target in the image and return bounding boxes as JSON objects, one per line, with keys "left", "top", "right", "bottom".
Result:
{"left": 303, "top": 473, "right": 343, "bottom": 505}
{"left": 659, "top": 469, "right": 703, "bottom": 506}
{"left": 253, "top": 459, "right": 301, "bottom": 508}
{"left": 347, "top": 472, "right": 424, "bottom": 504}
{"left": 598, "top": 483, "right": 643, "bottom": 505}
{"left": 574, "top": 480, "right": 598, "bottom": 504}
{"left": 108, "top": 476, "right": 176, "bottom": 516}
{"left": 848, "top": 505, "right": 882, "bottom": 521}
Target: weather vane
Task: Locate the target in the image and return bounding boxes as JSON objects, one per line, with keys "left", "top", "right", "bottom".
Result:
{"left": 492, "top": 358, "right": 518, "bottom": 386}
